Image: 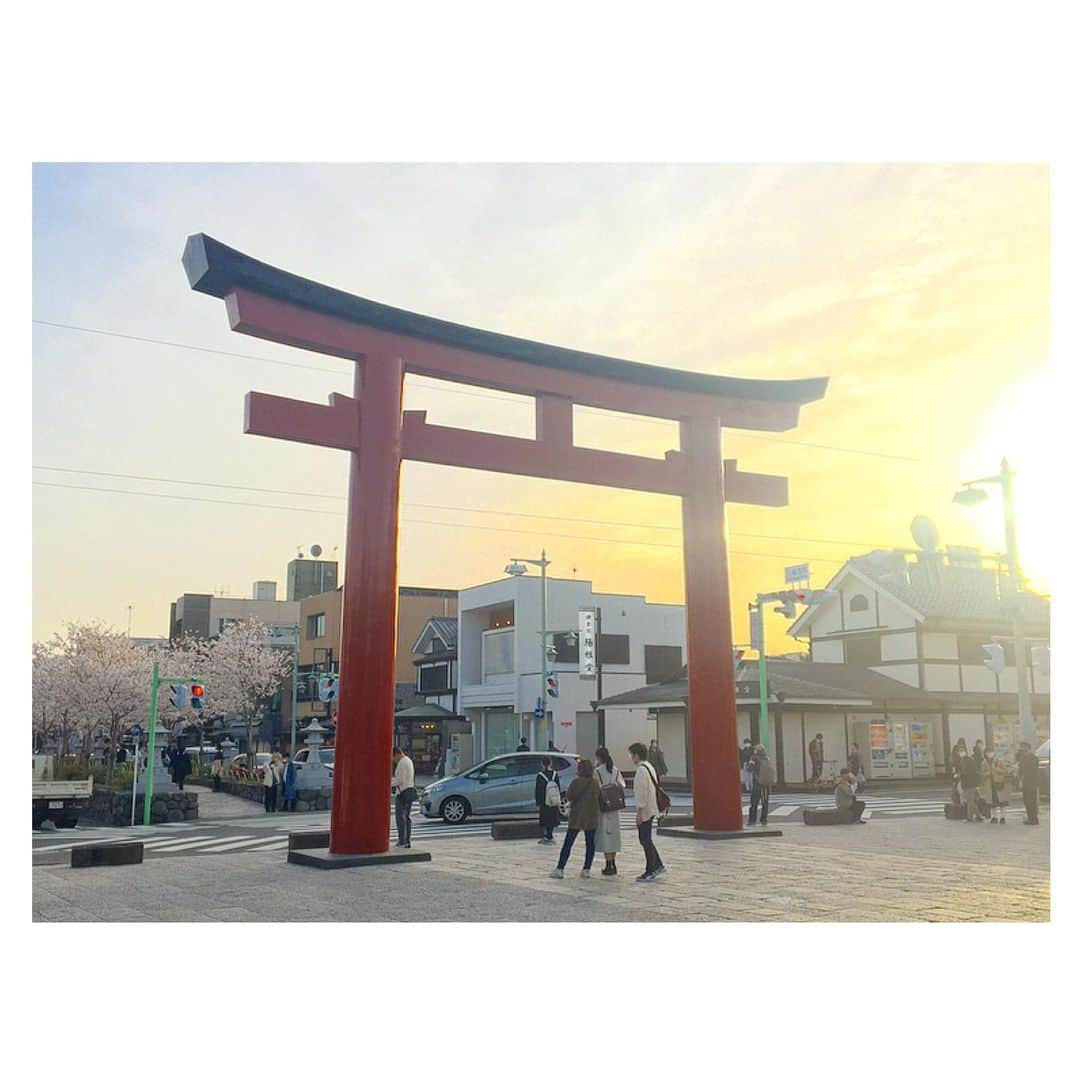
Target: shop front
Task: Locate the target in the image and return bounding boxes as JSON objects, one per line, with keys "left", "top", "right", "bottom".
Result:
{"left": 393, "top": 704, "right": 469, "bottom": 775}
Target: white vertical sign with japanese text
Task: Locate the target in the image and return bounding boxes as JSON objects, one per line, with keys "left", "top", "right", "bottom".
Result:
{"left": 578, "top": 608, "right": 597, "bottom": 678}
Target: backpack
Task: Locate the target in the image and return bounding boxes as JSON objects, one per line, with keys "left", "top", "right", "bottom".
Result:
{"left": 541, "top": 771, "right": 561, "bottom": 808}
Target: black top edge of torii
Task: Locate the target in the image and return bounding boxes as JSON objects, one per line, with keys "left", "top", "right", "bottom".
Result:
{"left": 183, "top": 233, "right": 828, "bottom": 405}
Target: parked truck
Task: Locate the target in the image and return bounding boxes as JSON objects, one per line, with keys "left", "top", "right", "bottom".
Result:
{"left": 32, "top": 754, "right": 93, "bottom": 829}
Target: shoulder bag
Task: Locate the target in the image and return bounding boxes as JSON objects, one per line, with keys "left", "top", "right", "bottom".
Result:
{"left": 599, "top": 766, "right": 626, "bottom": 812}
{"left": 645, "top": 762, "right": 672, "bottom": 815}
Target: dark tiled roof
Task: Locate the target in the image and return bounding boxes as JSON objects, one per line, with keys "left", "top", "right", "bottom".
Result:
{"left": 426, "top": 616, "right": 458, "bottom": 647}
{"left": 850, "top": 551, "right": 1049, "bottom": 625}
{"left": 184, "top": 234, "right": 828, "bottom": 405}
{"left": 597, "top": 661, "right": 932, "bottom": 707}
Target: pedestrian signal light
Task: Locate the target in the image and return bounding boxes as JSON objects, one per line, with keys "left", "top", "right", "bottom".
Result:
{"left": 190, "top": 683, "right": 205, "bottom": 711}
{"left": 982, "top": 643, "right": 1005, "bottom": 673}
{"left": 773, "top": 600, "right": 797, "bottom": 619}
{"left": 168, "top": 683, "right": 189, "bottom": 709}
{"left": 318, "top": 675, "right": 338, "bottom": 702}
{"left": 546, "top": 674, "right": 560, "bottom": 698}
{"left": 1031, "top": 646, "right": 1050, "bottom": 679}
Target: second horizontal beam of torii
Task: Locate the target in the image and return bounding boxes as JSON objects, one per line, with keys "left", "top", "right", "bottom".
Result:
{"left": 244, "top": 387, "right": 789, "bottom": 504}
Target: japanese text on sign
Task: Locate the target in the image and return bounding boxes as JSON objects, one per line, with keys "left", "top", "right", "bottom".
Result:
{"left": 578, "top": 608, "right": 597, "bottom": 678}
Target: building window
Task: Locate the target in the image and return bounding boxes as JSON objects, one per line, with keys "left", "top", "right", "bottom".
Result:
{"left": 307, "top": 613, "right": 326, "bottom": 639}
{"left": 488, "top": 606, "right": 514, "bottom": 629}
{"left": 845, "top": 635, "right": 881, "bottom": 666}
{"left": 645, "top": 644, "right": 683, "bottom": 684}
{"left": 599, "top": 634, "right": 630, "bottom": 665}
{"left": 483, "top": 628, "right": 515, "bottom": 677}
{"left": 430, "top": 636, "right": 445, "bottom": 653}
{"left": 419, "top": 664, "right": 450, "bottom": 693}
{"left": 849, "top": 594, "right": 870, "bottom": 613}
{"left": 552, "top": 632, "right": 579, "bottom": 663}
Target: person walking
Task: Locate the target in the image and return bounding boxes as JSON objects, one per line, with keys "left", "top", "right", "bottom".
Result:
{"left": 517, "top": 736, "right": 530, "bottom": 753}
{"left": 835, "top": 769, "right": 867, "bottom": 823}
{"left": 391, "top": 746, "right": 417, "bottom": 847}
{"left": 959, "top": 746, "right": 983, "bottom": 822}
{"left": 263, "top": 753, "right": 281, "bottom": 813}
{"left": 1017, "top": 742, "right": 1040, "bottom": 825}
{"left": 647, "top": 739, "right": 669, "bottom": 781}
{"left": 974, "top": 741, "right": 992, "bottom": 819}
{"left": 594, "top": 746, "right": 625, "bottom": 876}
{"left": 171, "top": 746, "right": 191, "bottom": 791}
{"left": 739, "top": 738, "right": 755, "bottom": 793}
{"left": 989, "top": 751, "right": 1010, "bottom": 824}
{"left": 535, "top": 756, "right": 562, "bottom": 844}
{"left": 748, "top": 744, "right": 775, "bottom": 826}
{"left": 211, "top": 748, "right": 223, "bottom": 792}
{"left": 808, "top": 733, "right": 825, "bottom": 781}
{"left": 281, "top": 751, "right": 298, "bottom": 812}
{"left": 550, "top": 759, "right": 601, "bottom": 879}
{"left": 630, "top": 742, "right": 665, "bottom": 883}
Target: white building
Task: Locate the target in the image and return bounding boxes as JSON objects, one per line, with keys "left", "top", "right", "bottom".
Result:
{"left": 457, "top": 575, "right": 685, "bottom": 771}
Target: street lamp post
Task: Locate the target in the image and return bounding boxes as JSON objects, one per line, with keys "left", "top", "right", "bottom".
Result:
{"left": 954, "top": 457, "right": 1035, "bottom": 746}
{"left": 506, "top": 551, "right": 551, "bottom": 747}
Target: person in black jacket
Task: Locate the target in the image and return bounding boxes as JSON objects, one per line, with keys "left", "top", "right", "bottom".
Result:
{"left": 1017, "top": 742, "right": 1041, "bottom": 825}
{"left": 535, "top": 756, "right": 561, "bottom": 844}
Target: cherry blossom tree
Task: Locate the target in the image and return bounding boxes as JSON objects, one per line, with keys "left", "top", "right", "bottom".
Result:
{"left": 39, "top": 622, "right": 153, "bottom": 783}
{"left": 32, "top": 641, "right": 77, "bottom": 756}
{"left": 189, "top": 618, "right": 291, "bottom": 770}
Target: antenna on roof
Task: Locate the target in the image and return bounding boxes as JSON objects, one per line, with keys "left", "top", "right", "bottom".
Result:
{"left": 910, "top": 515, "right": 940, "bottom": 552}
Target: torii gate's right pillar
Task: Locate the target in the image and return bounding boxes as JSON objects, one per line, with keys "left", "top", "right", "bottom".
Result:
{"left": 680, "top": 415, "right": 744, "bottom": 832}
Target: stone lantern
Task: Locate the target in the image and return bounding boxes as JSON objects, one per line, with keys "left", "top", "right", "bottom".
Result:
{"left": 298, "top": 716, "right": 333, "bottom": 791}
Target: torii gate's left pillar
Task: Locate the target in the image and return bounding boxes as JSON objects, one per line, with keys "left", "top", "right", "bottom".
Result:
{"left": 329, "top": 354, "right": 404, "bottom": 855}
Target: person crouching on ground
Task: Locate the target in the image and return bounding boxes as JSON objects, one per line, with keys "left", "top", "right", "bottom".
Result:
{"left": 391, "top": 746, "right": 417, "bottom": 847}
{"left": 748, "top": 744, "right": 775, "bottom": 826}
{"left": 835, "top": 769, "right": 866, "bottom": 823}
{"left": 959, "top": 746, "right": 984, "bottom": 822}
{"left": 535, "top": 756, "right": 561, "bottom": 844}
{"left": 550, "top": 759, "right": 601, "bottom": 879}
{"left": 630, "top": 742, "right": 666, "bottom": 882}
{"left": 594, "top": 745, "right": 625, "bottom": 876}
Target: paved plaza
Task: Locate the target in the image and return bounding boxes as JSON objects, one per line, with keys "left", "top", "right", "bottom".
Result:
{"left": 32, "top": 807, "right": 1050, "bottom": 922}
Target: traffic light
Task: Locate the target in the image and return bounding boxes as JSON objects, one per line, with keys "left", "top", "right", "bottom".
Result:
{"left": 168, "top": 684, "right": 189, "bottom": 709}
{"left": 546, "top": 674, "right": 560, "bottom": 698}
{"left": 792, "top": 589, "right": 836, "bottom": 605}
{"left": 189, "top": 683, "right": 205, "bottom": 711}
{"left": 982, "top": 643, "right": 1005, "bottom": 673}
{"left": 773, "top": 599, "right": 797, "bottom": 619}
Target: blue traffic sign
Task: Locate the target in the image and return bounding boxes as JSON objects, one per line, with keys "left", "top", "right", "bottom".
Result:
{"left": 533, "top": 705, "right": 545, "bottom": 720}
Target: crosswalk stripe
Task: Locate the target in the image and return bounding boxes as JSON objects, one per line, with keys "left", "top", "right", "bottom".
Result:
{"left": 193, "top": 836, "right": 261, "bottom": 853}
{"left": 140, "top": 834, "right": 217, "bottom": 850}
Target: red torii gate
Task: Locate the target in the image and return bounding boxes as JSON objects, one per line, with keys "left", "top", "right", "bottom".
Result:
{"left": 183, "top": 234, "right": 827, "bottom": 857}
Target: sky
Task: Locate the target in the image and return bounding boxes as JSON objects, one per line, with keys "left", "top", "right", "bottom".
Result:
{"left": 32, "top": 163, "right": 1050, "bottom": 647}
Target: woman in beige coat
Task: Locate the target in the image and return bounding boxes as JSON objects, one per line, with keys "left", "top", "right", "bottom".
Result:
{"left": 594, "top": 746, "right": 625, "bottom": 876}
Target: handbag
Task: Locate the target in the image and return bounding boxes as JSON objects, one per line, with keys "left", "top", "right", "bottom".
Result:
{"left": 599, "top": 767, "right": 626, "bottom": 812}
{"left": 646, "top": 762, "right": 671, "bottom": 815}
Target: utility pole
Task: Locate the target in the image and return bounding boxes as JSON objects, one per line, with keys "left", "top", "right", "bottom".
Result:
{"left": 955, "top": 457, "right": 1035, "bottom": 745}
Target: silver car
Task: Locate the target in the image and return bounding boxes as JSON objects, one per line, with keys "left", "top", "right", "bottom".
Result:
{"left": 420, "top": 752, "right": 579, "bottom": 823}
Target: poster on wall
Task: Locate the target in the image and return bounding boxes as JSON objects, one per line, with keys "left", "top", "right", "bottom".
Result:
{"left": 869, "top": 721, "right": 890, "bottom": 779}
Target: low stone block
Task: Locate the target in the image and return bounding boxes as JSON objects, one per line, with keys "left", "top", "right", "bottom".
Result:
{"left": 287, "top": 847, "right": 431, "bottom": 869}
{"left": 657, "top": 824, "right": 783, "bottom": 840}
{"left": 288, "top": 830, "right": 330, "bottom": 851}
{"left": 803, "top": 808, "right": 858, "bottom": 825}
{"left": 71, "top": 842, "right": 144, "bottom": 868}
{"left": 491, "top": 821, "right": 544, "bottom": 840}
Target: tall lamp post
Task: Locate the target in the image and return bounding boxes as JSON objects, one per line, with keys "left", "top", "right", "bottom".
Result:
{"left": 953, "top": 457, "right": 1035, "bottom": 746}
{"left": 505, "top": 552, "right": 550, "bottom": 747}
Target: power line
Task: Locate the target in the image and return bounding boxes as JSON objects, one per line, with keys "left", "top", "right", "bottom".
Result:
{"left": 32, "top": 480, "right": 846, "bottom": 564}
{"left": 32, "top": 465, "right": 890, "bottom": 548}
{"left": 34, "top": 319, "right": 928, "bottom": 463}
